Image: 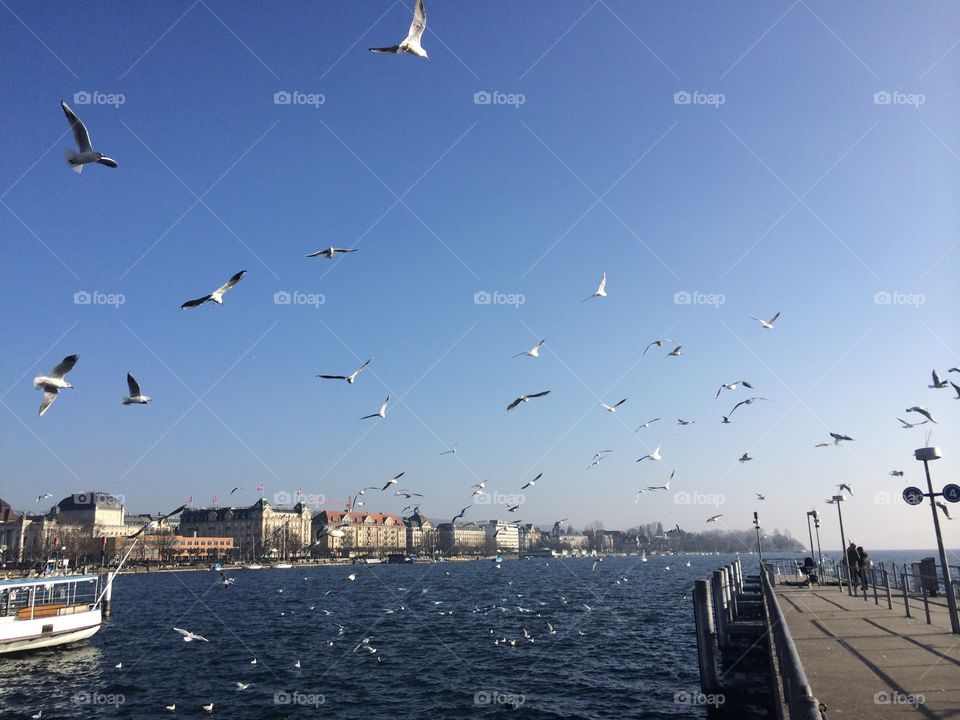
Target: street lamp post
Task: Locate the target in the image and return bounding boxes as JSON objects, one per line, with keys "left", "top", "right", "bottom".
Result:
{"left": 915, "top": 447, "right": 960, "bottom": 635}
{"left": 806, "top": 511, "right": 816, "bottom": 561}
{"left": 753, "top": 512, "right": 763, "bottom": 562}
{"left": 832, "top": 495, "right": 852, "bottom": 595}
{"left": 812, "top": 512, "right": 824, "bottom": 577}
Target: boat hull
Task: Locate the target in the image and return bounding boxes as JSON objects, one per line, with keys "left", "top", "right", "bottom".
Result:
{"left": 0, "top": 607, "right": 102, "bottom": 654}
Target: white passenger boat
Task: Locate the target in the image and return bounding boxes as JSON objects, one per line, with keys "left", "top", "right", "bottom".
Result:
{"left": 0, "top": 574, "right": 105, "bottom": 654}
{"left": 272, "top": 563, "right": 293, "bottom": 569}
{"left": 244, "top": 564, "right": 264, "bottom": 570}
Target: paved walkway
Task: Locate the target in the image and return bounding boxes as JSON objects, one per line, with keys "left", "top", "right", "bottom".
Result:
{"left": 776, "top": 585, "right": 960, "bottom": 718}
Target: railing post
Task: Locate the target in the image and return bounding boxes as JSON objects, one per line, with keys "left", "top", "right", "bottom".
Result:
{"left": 883, "top": 566, "right": 892, "bottom": 610}
{"left": 923, "top": 588, "right": 931, "bottom": 624}
{"left": 727, "top": 565, "right": 739, "bottom": 621}
{"left": 903, "top": 574, "right": 911, "bottom": 618}
{"left": 873, "top": 567, "right": 879, "bottom": 605}
{"left": 694, "top": 580, "right": 720, "bottom": 694}
{"left": 712, "top": 570, "right": 728, "bottom": 651}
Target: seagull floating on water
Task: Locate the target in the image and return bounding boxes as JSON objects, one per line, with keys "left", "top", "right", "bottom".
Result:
{"left": 369, "top": 0, "right": 428, "bottom": 57}
{"left": 181, "top": 270, "right": 246, "bottom": 309}
{"left": 34, "top": 354, "right": 78, "bottom": 417}
{"left": 61, "top": 100, "right": 117, "bottom": 172}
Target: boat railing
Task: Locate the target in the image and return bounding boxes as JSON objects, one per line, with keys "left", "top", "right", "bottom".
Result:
{"left": 1, "top": 577, "right": 100, "bottom": 621}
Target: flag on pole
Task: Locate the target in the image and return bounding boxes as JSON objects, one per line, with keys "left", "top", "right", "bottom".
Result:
{"left": 257, "top": 483, "right": 264, "bottom": 494}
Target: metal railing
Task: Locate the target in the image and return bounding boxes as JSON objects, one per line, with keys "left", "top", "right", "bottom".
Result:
{"left": 761, "top": 566, "right": 824, "bottom": 719}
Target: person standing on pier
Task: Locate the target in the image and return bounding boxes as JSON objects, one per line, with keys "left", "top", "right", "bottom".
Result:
{"left": 846, "top": 542, "right": 860, "bottom": 588}
{"left": 857, "top": 546, "right": 870, "bottom": 591}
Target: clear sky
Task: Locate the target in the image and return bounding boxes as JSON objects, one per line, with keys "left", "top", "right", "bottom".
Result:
{"left": 1, "top": 1, "right": 958, "bottom": 551}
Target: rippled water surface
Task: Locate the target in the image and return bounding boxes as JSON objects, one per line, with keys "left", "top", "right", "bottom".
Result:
{"left": 0, "top": 554, "right": 749, "bottom": 719}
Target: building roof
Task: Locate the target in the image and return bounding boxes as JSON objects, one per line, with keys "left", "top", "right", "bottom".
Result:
{"left": 316, "top": 510, "right": 404, "bottom": 526}
{"left": 56, "top": 492, "right": 123, "bottom": 512}
{"left": 181, "top": 500, "right": 309, "bottom": 523}
{"left": 0, "top": 498, "right": 20, "bottom": 524}
{"left": 403, "top": 510, "right": 433, "bottom": 529}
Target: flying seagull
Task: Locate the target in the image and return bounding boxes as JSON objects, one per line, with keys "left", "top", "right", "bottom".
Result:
{"left": 751, "top": 311, "right": 780, "bottom": 330}
{"left": 755, "top": 493, "right": 766, "bottom": 501}
{"left": 582, "top": 272, "right": 607, "bottom": 301}
{"left": 936, "top": 502, "right": 952, "bottom": 520}
{"left": 906, "top": 406, "right": 937, "bottom": 424}
{"left": 889, "top": 470, "right": 904, "bottom": 477}
{"left": 361, "top": 395, "right": 390, "bottom": 419}
{"left": 636, "top": 446, "right": 662, "bottom": 462}
{"left": 830, "top": 432, "right": 854, "bottom": 445}
{"left": 317, "top": 357, "right": 373, "bottom": 384}
{"left": 677, "top": 418, "right": 695, "bottom": 426}
{"left": 715, "top": 380, "right": 754, "bottom": 399}
{"left": 380, "top": 472, "right": 405, "bottom": 491}
{"left": 634, "top": 418, "right": 660, "bottom": 432}
{"left": 728, "top": 397, "right": 770, "bottom": 417}
{"left": 520, "top": 473, "right": 542, "bottom": 490}
{"left": 122, "top": 373, "right": 150, "bottom": 405}
{"left": 305, "top": 247, "right": 358, "bottom": 259}
{"left": 587, "top": 450, "right": 613, "bottom": 469}
{"left": 897, "top": 416, "right": 928, "bottom": 429}
{"left": 507, "top": 390, "right": 550, "bottom": 411}
{"left": 369, "top": 0, "right": 428, "bottom": 57}
{"left": 930, "top": 370, "right": 949, "bottom": 389}
{"left": 951, "top": 381, "right": 960, "bottom": 399}
{"left": 666, "top": 345, "right": 683, "bottom": 357}
{"left": 61, "top": 100, "right": 117, "bottom": 172}
{"left": 513, "top": 339, "right": 545, "bottom": 358}
{"left": 601, "top": 398, "right": 627, "bottom": 413}
{"left": 706, "top": 514, "right": 723, "bottom": 523}
{"left": 36, "top": 493, "right": 53, "bottom": 503}
{"left": 738, "top": 452, "right": 752, "bottom": 463}
{"left": 127, "top": 504, "right": 187, "bottom": 539}
{"left": 643, "top": 339, "right": 671, "bottom": 356}
{"left": 440, "top": 441, "right": 458, "bottom": 455}
{"left": 180, "top": 270, "right": 246, "bottom": 309}
{"left": 34, "top": 354, "right": 79, "bottom": 417}
{"left": 837, "top": 483, "right": 853, "bottom": 496}
{"left": 173, "top": 627, "right": 209, "bottom": 643}
{"left": 451, "top": 505, "right": 471, "bottom": 523}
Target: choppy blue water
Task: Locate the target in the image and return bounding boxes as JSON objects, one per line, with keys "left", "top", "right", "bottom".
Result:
{"left": 0, "top": 554, "right": 751, "bottom": 719}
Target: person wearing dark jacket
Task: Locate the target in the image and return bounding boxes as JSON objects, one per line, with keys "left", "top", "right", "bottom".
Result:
{"left": 846, "top": 542, "right": 860, "bottom": 588}
{"left": 857, "top": 546, "right": 870, "bottom": 591}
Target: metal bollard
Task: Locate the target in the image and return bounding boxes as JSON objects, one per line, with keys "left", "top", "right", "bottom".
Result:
{"left": 727, "top": 565, "right": 739, "bottom": 621}
{"left": 712, "top": 570, "right": 728, "bottom": 651}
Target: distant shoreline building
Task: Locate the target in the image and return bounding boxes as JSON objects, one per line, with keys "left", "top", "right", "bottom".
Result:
{"left": 485, "top": 521, "right": 519, "bottom": 552}
{"left": 312, "top": 510, "right": 406, "bottom": 558}
{"left": 437, "top": 522, "right": 486, "bottom": 554}
{"left": 179, "top": 498, "right": 311, "bottom": 561}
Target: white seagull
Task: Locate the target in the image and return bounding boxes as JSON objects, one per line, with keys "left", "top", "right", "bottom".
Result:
{"left": 936, "top": 502, "right": 952, "bottom": 520}
{"left": 122, "top": 373, "right": 150, "bottom": 405}
{"left": 173, "top": 627, "right": 209, "bottom": 643}
{"left": 317, "top": 357, "right": 373, "bottom": 384}
{"left": 636, "top": 446, "right": 662, "bottom": 462}
{"left": 61, "top": 100, "right": 117, "bottom": 172}
{"left": 181, "top": 270, "right": 246, "bottom": 309}
{"left": 751, "top": 311, "right": 780, "bottom": 330}
{"left": 36, "top": 493, "right": 53, "bottom": 503}
{"left": 369, "top": 0, "right": 428, "bottom": 57}
{"left": 601, "top": 398, "right": 627, "bottom": 413}
{"left": 950, "top": 381, "right": 960, "bottom": 399}
{"left": 34, "top": 354, "right": 78, "bottom": 417}
{"left": 677, "top": 418, "right": 695, "bottom": 426}
{"left": 582, "top": 272, "right": 607, "bottom": 301}
{"left": 755, "top": 493, "right": 766, "bottom": 501}
{"left": 634, "top": 418, "right": 660, "bottom": 432}
{"left": 440, "top": 441, "right": 458, "bottom": 456}
{"left": 906, "top": 406, "right": 938, "bottom": 424}
{"left": 507, "top": 390, "right": 550, "bottom": 411}
{"left": 897, "top": 416, "right": 928, "bottom": 429}
{"left": 361, "top": 395, "right": 390, "bottom": 419}
{"left": 520, "top": 473, "right": 542, "bottom": 490}
{"left": 381, "top": 471, "right": 405, "bottom": 491}
{"left": 829, "top": 432, "right": 854, "bottom": 445}
{"left": 514, "top": 339, "right": 546, "bottom": 358}
{"left": 715, "top": 380, "right": 754, "bottom": 399}
{"left": 646, "top": 473, "right": 673, "bottom": 492}
{"left": 643, "top": 339, "right": 671, "bottom": 356}
{"left": 889, "top": 470, "right": 904, "bottom": 477}
{"left": 706, "top": 514, "right": 723, "bottom": 523}
{"left": 837, "top": 483, "right": 853, "bottom": 496}
{"left": 666, "top": 345, "right": 683, "bottom": 357}
{"left": 305, "top": 247, "right": 358, "bottom": 259}
{"left": 930, "top": 370, "right": 949, "bottom": 389}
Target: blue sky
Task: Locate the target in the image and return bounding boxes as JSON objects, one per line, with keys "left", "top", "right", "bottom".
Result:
{"left": 1, "top": 1, "right": 958, "bottom": 550}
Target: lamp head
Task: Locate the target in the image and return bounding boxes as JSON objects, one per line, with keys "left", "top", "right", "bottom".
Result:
{"left": 914, "top": 447, "right": 942, "bottom": 462}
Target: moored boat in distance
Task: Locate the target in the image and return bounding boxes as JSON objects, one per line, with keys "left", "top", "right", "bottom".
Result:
{"left": 272, "top": 563, "right": 293, "bottom": 569}
{"left": 244, "top": 564, "right": 264, "bottom": 570}
{"left": 0, "top": 574, "right": 105, "bottom": 654}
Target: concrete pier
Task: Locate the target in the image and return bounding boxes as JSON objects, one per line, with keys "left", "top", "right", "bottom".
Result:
{"left": 775, "top": 584, "right": 960, "bottom": 718}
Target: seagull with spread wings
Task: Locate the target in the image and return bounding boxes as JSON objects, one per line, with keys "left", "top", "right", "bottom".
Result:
{"left": 751, "top": 311, "right": 780, "bottom": 330}
{"left": 520, "top": 473, "right": 542, "bottom": 490}
{"left": 369, "top": 0, "right": 428, "bottom": 57}
{"left": 317, "top": 357, "right": 373, "bottom": 384}
{"left": 306, "top": 247, "right": 358, "bottom": 259}
{"left": 513, "top": 339, "right": 545, "bottom": 358}
{"left": 906, "top": 406, "right": 938, "bottom": 424}
{"left": 600, "top": 398, "right": 627, "bottom": 413}
{"left": 181, "top": 271, "right": 246, "bottom": 309}
{"left": 361, "top": 396, "right": 390, "bottom": 419}
{"left": 380, "top": 472, "right": 405, "bottom": 491}
{"left": 34, "top": 354, "right": 79, "bottom": 417}
{"left": 643, "top": 339, "right": 671, "bottom": 356}
{"left": 582, "top": 272, "right": 607, "bottom": 301}
{"left": 507, "top": 390, "right": 550, "bottom": 411}
{"left": 122, "top": 373, "right": 150, "bottom": 405}
{"left": 715, "top": 380, "right": 754, "bottom": 398}
{"left": 636, "top": 446, "right": 662, "bottom": 462}
{"left": 930, "top": 369, "right": 949, "bottom": 389}
{"left": 728, "top": 397, "right": 770, "bottom": 417}
{"left": 61, "top": 100, "right": 118, "bottom": 172}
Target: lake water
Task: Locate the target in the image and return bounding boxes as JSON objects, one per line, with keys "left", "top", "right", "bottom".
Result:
{"left": 0, "top": 554, "right": 753, "bottom": 719}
